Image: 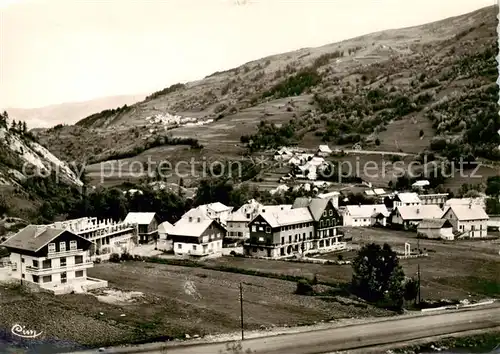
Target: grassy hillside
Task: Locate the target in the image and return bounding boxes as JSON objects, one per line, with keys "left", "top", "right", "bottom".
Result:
{"left": 34, "top": 6, "right": 498, "bottom": 176}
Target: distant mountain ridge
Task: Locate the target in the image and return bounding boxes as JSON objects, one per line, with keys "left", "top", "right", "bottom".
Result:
{"left": 3, "top": 94, "right": 146, "bottom": 129}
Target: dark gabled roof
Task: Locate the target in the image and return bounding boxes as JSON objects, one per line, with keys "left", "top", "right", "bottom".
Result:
{"left": 417, "top": 218, "right": 453, "bottom": 229}
{"left": 1, "top": 225, "right": 91, "bottom": 253}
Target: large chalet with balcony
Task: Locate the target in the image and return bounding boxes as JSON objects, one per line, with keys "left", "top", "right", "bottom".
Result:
{"left": 244, "top": 197, "right": 346, "bottom": 259}
{"left": 169, "top": 216, "right": 226, "bottom": 257}
{"left": 1, "top": 225, "right": 107, "bottom": 295}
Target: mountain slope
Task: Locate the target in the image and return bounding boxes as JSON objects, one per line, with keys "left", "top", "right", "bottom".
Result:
{"left": 4, "top": 94, "right": 146, "bottom": 129}
{"left": 36, "top": 6, "right": 498, "bottom": 166}
{"left": 0, "top": 114, "right": 84, "bottom": 219}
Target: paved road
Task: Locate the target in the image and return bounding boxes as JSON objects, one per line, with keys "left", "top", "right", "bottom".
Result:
{"left": 338, "top": 149, "right": 416, "bottom": 157}
{"left": 71, "top": 306, "right": 500, "bottom": 354}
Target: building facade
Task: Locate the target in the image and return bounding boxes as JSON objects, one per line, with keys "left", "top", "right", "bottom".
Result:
{"left": 169, "top": 217, "right": 226, "bottom": 257}
{"left": 418, "top": 193, "right": 448, "bottom": 208}
{"left": 1, "top": 225, "right": 107, "bottom": 294}
{"left": 244, "top": 198, "right": 346, "bottom": 259}
{"left": 442, "top": 204, "right": 489, "bottom": 238}
{"left": 343, "top": 205, "right": 390, "bottom": 227}
{"left": 123, "top": 212, "right": 160, "bottom": 244}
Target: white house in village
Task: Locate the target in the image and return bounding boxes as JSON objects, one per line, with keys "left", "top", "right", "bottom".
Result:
{"left": 169, "top": 217, "right": 226, "bottom": 257}
{"left": 317, "top": 191, "right": 340, "bottom": 209}
{"left": 274, "top": 147, "right": 294, "bottom": 161}
{"left": 343, "top": 204, "right": 390, "bottom": 227}
{"left": 417, "top": 219, "right": 454, "bottom": 240}
{"left": 316, "top": 145, "right": 332, "bottom": 157}
{"left": 445, "top": 197, "right": 487, "bottom": 210}
{"left": 123, "top": 212, "right": 160, "bottom": 244}
{"left": 419, "top": 193, "right": 448, "bottom": 208}
{"left": 390, "top": 205, "right": 443, "bottom": 230}
{"left": 226, "top": 200, "right": 291, "bottom": 239}
{"left": 295, "top": 157, "right": 327, "bottom": 180}
{"left": 393, "top": 192, "right": 422, "bottom": 207}
{"left": 442, "top": 204, "right": 489, "bottom": 238}
{"left": 1, "top": 225, "right": 108, "bottom": 295}
{"left": 181, "top": 202, "right": 233, "bottom": 226}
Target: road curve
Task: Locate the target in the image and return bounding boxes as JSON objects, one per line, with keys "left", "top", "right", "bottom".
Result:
{"left": 72, "top": 306, "right": 500, "bottom": 354}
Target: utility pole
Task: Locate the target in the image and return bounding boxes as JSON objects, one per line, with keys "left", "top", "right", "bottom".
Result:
{"left": 417, "top": 263, "right": 421, "bottom": 304}
{"left": 240, "top": 283, "right": 244, "bottom": 340}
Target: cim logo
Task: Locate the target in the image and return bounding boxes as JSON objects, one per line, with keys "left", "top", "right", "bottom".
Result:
{"left": 11, "top": 324, "right": 43, "bottom": 339}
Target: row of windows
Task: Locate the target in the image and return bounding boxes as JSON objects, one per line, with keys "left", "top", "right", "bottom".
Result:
{"left": 29, "top": 271, "right": 84, "bottom": 284}
{"left": 21, "top": 256, "right": 83, "bottom": 267}
{"left": 228, "top": 222, "right": 249, "bottom": 229}
{"left": 48, "top": 240, "right": 78, "bottom": 253}
{"left": 251, "top": 222, "right": 313, "bottom": 234}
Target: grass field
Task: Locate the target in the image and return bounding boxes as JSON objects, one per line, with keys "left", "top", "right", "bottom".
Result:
{"left": 202, "top": 228, "right": 500, "bottom": 302}
{"left": 0, "top": 260, "right": 390, "bottom": 349}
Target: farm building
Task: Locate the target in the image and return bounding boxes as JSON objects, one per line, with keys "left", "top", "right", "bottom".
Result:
{"left": 417, "top": 219, "right": 454, "bottom": 240}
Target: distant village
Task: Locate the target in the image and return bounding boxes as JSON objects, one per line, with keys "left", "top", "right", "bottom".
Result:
{"left": 0, "top": 144, "right": 497, "bottom": 296}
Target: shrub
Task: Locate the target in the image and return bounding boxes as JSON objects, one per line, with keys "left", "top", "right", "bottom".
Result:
{"left": 295, "top": 279, "right": 314, "bottom": 295}
{"left": 109, "top": 253, "right": 121, "bottom": 263}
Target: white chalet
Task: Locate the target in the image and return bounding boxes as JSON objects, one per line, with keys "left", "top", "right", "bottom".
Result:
{"left": 393, "top": 192, "right": 421, "bottom": 207}
{"left": 1, "top": 225, "right": 108, "bottom": 295}
{"left": 181, "top": 202, "right": 233, "bottom": 226}
{"left": 169, "top": 217, "right": 226, "bottom": 257}
{"left": 343, "top": 204, "right": 390, "bottom": 227}
{"left": 442, "top": 204, "right": 489, "bottom": 238}
{"left": 390, "top": 205, "right": 443, "bottom": 230}
{"left": 445, "top": 197, "right": 486, "bottom": 210}
{"left": 316, "top": 145, "right": 332, "bottom": 157}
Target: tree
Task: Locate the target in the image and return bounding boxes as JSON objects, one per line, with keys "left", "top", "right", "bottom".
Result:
{"left": 0, "top": 194, "right": 8, "bottom": 216}
{"left": 295, "top": 279, "right": 314, "bottom": 295}
{"left": 0, "top": 111, "right": 7, "bottom": 128}
{"left": 375, "top": 138, "right": 380, "bottom": 146}
{"left": 351, "top": 243, "right": 405, "bottom": 308}
{"left": 486, "top": 176, "right": 500, "bottom": 197}
{"left": 404, "top": 277, "right": 419, "bottom": 305}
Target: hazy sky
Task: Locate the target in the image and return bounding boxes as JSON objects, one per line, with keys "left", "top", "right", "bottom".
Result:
{"left": 0, "top": 0, "right": 496, "bottom": 109}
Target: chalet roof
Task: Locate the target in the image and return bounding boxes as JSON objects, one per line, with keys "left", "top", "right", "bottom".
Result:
{"left": 170, "top": 218, "right": 219, "bottom": 237}
{"left": 345, "top": 204, "right": 390, "bottom": 218}
{"left": 443, "top": 205, "right": 489, "bottom": 221}
{"left": 227, "top": 202, "right": 291, "bottom": 222}
{"left": 417, "top": 218, "right": 453, "bottom": 229}
{"left": 318, "top": 145, "right": 332, "bottom": 153}
{"left": 395, "top": 205, "right": 443, "bottom": 220}
{"left": 207, "top": 202, "right": 233, "bottom": 213}
{"left": 1, "top": 225, "right": 90, "bottom": 253}
{"left": 317, "top": 191, "right": 340, "bottom": 199}
{"left": 445, "top": 198, "right": 485, "bottom": 206}
{"left": 257, "top": 207, "right": 313, "bottom": 228}
{"left": 123, "top": 212, "right": 157, "bottom": 225}
{"left": 158, "top": 221, "right": 174, "bottom": 234}
{"left": 292, "top": 197, "right": 333, "bottom": 221}
{"left": 394, "top": 192, "right": 421, "bottom": 204}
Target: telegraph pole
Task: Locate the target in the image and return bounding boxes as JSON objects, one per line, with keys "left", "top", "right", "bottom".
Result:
{"left": 240, "top": 283, "right": 244, "bottom": 340}
{"left": 417, "top": 263, "right": 421, "bottom": 304}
